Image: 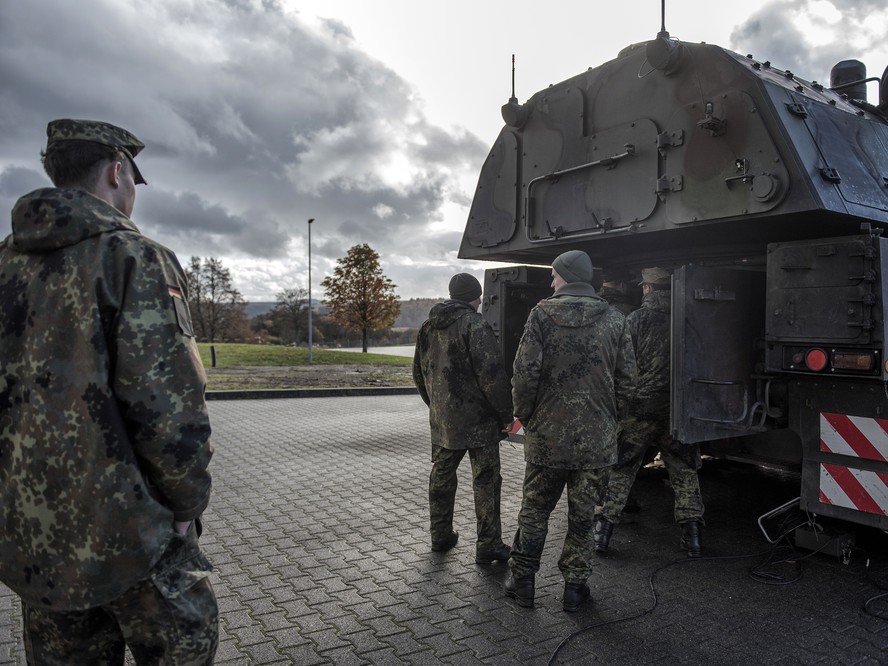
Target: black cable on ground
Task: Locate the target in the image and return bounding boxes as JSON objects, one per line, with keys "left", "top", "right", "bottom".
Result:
{"left": 863, "top": 556, "right": 888, "bottom": 620}
{"left": 546, "top": 551, "right": 761, "bottom": 666}
{"left": 547, "top": 522, "right": 885, "bottom": 664}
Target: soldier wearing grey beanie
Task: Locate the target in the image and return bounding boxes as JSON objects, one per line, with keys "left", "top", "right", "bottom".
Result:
{"left": 552, "top": 250, "right": 593, "bottom": 285}
{"left": 449, "top": 273, "right": 483, "bottom": 303}
{"left": 506, "top": 247, "right": 637, "bottom": 613}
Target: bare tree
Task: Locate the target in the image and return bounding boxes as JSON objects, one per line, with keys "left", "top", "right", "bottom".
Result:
{"left": 186, "top": 257, "right": 247, "bottom": 342}
{"left": 272, "top": 287, "right": 310, "bottom": 345}
{"left": 321, "top": 244, "right": 400, "bottom": 352}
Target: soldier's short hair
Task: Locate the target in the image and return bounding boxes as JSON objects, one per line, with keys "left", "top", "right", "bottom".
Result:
{"left": 42, "top": 140, "right": 130, "bottom": 189}
{"left": 40, "top": 119, "right": 147, "bottom": 188}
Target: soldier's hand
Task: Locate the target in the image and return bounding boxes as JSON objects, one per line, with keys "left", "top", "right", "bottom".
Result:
{"left": 173, "top": 520, "right": 192, "bottom": 535}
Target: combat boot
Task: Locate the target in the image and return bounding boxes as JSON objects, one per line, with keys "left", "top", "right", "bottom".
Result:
{"left": 475, "top": 542, "right": 511, "bottom": 564}
{"left": 563, "top": 582, "right": 591, "bottom": 612}
{"left": 504, "top": 574, "right": 535, "bottom": 608}
{"left": 431, "top": 531, "right": 459, "bottom": 553}
{"left": 593, "top": 518, "right": 613, "bottom": 553}
{"left": 680, "top": 521, "right": 703, "bottom": 558}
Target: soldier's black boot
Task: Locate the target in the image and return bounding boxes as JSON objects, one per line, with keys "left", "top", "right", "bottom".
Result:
{"left": 593, "top": 518, "right": 613, "bottom": 553}
{"left": 504, "top": 574, "right": 535, "bottom": 608}
{"left": 431, "top": 531, "right": 459, "bottom": 553}
{"left": 475, "top": 542, "right": 511, "bottom": 564}
{"left": 680, "top": 521, "right": 703, "bottom": 558}
{"left": 563, "top": 582, "right": 591, "bottom": 612}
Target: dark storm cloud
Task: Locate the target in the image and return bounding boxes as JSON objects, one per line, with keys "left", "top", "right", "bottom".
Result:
{"left": 0, "top": 0, "right": 488, "bottom": 298}
{"left": 137, "top": 189, "right": 292, "bottom": 259}
{"left": 729, "top": 0, "right": 888, "bottom": 86}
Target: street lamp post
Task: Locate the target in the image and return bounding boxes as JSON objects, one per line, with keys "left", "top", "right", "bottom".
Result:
{"left": 307, "top": 218, "right": 315, "bottom": 363}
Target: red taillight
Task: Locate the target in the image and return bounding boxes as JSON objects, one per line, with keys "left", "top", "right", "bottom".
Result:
{"left": 805, "top": 348, "right": 828, "bottom": 371}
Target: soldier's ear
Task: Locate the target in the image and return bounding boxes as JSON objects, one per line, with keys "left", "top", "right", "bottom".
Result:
{"left": 106, "top": 160, "right": 124, "bottom": 188}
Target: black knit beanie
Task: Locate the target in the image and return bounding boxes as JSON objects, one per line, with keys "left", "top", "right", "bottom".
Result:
{"left": 449, "top": 273, "right": 482, "bottom": 302}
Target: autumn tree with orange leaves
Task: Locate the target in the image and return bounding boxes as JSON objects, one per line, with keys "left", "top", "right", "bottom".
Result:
{"left": 321, "top": 243, "right": 400, "bottom": 352}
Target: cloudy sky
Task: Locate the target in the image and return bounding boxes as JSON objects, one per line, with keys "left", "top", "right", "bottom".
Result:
{"left": 2, "top": 0, "right": 886, "bottom": 301}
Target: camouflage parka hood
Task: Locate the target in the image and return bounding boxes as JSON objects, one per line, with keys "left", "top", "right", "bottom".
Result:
{"left": 1, "top": 187, "right": 213, "bottom": 611}
{"left": 6, "top": 187, "right": 138, "bottom": 253}
{"left": 426, "top": 299, "right": 478, "bottom": 329}
{"left": 535, "top": 283, "right": 612, "bottom": 327}
{"left": 512, "top": 284, "right": 637, "bottom": 469}
{"left": 413, "top": 300, "right": 512, "bottom": 450}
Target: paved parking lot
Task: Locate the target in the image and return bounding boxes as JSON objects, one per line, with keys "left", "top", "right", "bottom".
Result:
{"left": 2, "top": 393, "right": 887, "bottom": 664}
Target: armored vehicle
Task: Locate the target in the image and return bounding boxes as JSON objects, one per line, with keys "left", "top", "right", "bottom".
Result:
{"left": 459, "top": 29, "right": 888, "bottom": 531}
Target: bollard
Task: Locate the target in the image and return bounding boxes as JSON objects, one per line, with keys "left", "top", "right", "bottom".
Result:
{"left": 211, "top": 345, "right": 217, "bottom": 368}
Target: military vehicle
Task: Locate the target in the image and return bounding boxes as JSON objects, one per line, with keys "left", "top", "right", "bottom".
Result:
{"left": 459, "top": 22, "right": 888, "bottom": 533}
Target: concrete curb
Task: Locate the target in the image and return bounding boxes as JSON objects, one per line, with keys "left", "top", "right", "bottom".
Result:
{"left": 206, "top": 386, "right": 418, "bottom": 400}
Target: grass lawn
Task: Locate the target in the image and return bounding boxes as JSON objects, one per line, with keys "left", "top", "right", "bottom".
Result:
{"left": 196, "top": 343, "right": 414, "bottom": 391}
{"left": 197, "top": 342, "right": 412, "bottom": 368}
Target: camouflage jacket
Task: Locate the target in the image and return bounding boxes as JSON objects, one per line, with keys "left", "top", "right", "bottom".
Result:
{"left": 413, "top": 300, "right": 512, "bottom": 449}
{"left": 627, "top": 289, "right": 671, "bottom": 418}
{"left": 512, "top": 284, "right": 637, "bottom": 469}
{"left": 597, "top": 285, "right": 636, "bottom": 317}
{"left": 0, "top": 188, "right": 213, "bottom": 611}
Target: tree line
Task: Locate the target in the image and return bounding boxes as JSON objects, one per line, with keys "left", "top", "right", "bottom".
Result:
{"left": 185, "top": 243, "right": 436, "bottom": 352}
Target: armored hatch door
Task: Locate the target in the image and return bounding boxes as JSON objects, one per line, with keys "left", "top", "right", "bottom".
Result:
{"left": 672, "top": 265, "right": 769, "bottom": 443}
{"left": 481, "top": 266, "right": 553, "bottom": 378}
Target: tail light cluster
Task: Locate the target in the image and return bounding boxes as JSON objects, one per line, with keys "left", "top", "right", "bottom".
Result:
{"left": 786, "top": 347, "right": 881, "bottom": 374}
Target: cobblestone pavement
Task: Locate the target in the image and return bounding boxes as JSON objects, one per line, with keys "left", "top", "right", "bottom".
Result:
{"left": 2, "top": 394, "right": 887, "bottom": 665}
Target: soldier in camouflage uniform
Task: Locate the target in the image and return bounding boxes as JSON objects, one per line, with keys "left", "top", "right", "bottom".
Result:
{"left": 506, "top": 251, "right": 637, "bottom": 612}
{"left": 0, "top": 120, "right": 218, "bottom": 664}
{"left": 598, "top": 279, "right": 637, "bottom": 317}
{"left": 594, "top": 267, "right": 705, "bottom": 558}
{"left": 413, "top": 273, "right": 514, "bottom": 563}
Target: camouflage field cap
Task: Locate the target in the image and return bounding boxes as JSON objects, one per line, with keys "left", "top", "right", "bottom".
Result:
{"left": 639, "top": 267, "right": 671, "bottom": 285}
{"left": 46, "top": 119, "right": 147, "bottom": 184}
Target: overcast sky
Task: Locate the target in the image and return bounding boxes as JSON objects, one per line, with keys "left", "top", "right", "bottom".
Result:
{"left": 2, "top": 0, "right": 886, "bottom": 301}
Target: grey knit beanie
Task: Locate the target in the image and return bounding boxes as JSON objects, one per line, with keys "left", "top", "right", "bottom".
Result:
{"left": 449, "top": 273, "right": 482, "bottom": 302}
{"left": 552, "top": 250, "right": 593, "bottom": 284}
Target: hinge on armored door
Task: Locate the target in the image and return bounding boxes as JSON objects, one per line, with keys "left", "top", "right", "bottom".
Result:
{"left": 656, "top": 175, "right": 683, "bottom": 201}
{"left": 657, "top": 129, "right": 684, "bottom": 155}
{"left": 693, "top": 287, "right": 737, "bottom": 301}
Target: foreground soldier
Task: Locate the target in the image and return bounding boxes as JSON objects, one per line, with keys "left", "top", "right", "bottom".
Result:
{"left": 506, "top": 251, "right": 636, "bottom": 612}
{"left": 0, "top": 120, "right": 218, "bottom": 664}
{"left": 594, "top": 267, "right": 706, "bottom": 557}
{"left": 413, "top": 273, "right": 514, "bottom": 563}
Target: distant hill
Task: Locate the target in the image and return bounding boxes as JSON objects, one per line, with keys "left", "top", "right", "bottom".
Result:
{"left": 243, "top": 298, "right": 442, "bottom": 327}
{"left": 397, "top": 298, "right": 441, "bottom": 327}
{"left": 243, "top": 302, "right": 276, "bottom": 318}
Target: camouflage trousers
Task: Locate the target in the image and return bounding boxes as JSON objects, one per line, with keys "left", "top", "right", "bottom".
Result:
{"left": 600, "top": 416, "right": 704, "bottom": 524}
{"left": 430, "top": 442, "right": 503, "bottom": 548}
{"left": 22, "top": 524, "right": 218, "bottom": 665}
{"left": 508, "top": 462, "right": 606, "bottom": 584}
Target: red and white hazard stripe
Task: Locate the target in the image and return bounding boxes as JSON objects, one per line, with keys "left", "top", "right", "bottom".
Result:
{"left": 818, "top": 412, "right": 888, "bottom": 516}
{"left": 506, "top": 419, "right": 525, "bottom": 443}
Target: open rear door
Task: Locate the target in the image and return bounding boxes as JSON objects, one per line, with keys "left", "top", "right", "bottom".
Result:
{"left": 671, "top": 265, "right": 769, "bottom": 443}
